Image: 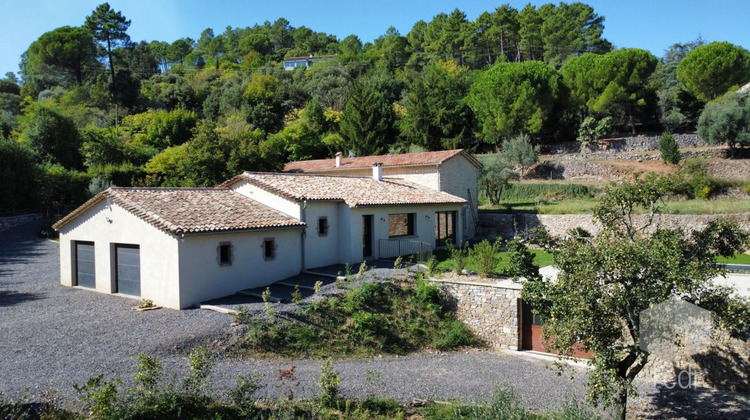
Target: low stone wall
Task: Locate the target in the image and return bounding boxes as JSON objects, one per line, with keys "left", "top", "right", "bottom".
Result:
{"left": 478, "top": 212, "right": 750, "bottom": 240}
{"left": 434, "top": 278, "right": 521, "bottom": 350}
{"left": 0, "top": 213, "right": 42, "bottom": 232}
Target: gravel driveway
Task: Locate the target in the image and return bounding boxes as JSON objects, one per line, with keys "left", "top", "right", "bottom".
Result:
{"left": 1, "top": 221, "right": 748, "bottom": 419}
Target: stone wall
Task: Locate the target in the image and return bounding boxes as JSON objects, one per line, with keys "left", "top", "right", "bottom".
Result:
{"left": 432, "top": 275, "right": 749, "bottom": 392}
{"left": 527, "top": 158, "right": 750, "bottom": 181}
{"left": 640, "top": 330, "right": 749, "bottom": 392}
{"left": 540, "top": 133, "right": 707, "bottom": 155}
{"left": 478, "top": 212, "right": 750, "bottom": 240}
{"left": 0, "top": 213, "right": 42, "bottom": 232}
{"left": 434, "top": 279, "right": 521, "bottom": 350}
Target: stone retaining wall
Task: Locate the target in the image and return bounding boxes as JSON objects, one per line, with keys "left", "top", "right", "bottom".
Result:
{"left": 540, "top": 133, "right": 707, "bottom": 155}
{"left": 0, "top": 213, "right": 42, "bottom": 232}
{"left": 478, "top": 212, "right": 750, "bottom": 240}
{"left": 432, "top": 276, "right": 748, "bottom": 392}
{"left": 434, "top": 279, "right": 521, "bottom": 350}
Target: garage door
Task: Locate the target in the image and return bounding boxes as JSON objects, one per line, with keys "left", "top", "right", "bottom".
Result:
{"left": 75, "top": 242, "right": 95, "bottom": 288}
{"left": 116, "top": 245, "right": 140, "bottom": 297}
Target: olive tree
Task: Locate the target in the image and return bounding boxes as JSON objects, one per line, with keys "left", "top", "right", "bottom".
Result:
{"left": 477, "top": 154, "right": 518, "bottom": 206}
{"left": 501, "top": 133, "right": 538, "bottom": 179}
{"left": 697, "top": 92, "right": 750, "bottom": 158}
{"left": 521, "top": 174, "right": 749, "bottom": 420}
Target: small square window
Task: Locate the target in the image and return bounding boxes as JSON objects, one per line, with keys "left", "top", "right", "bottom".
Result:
{"left": 318, "top": 217, "right": 329, "bottom": 237}
{"left": 263, "top": 238, "right": 276, "bottom": 261}
{"left": 217, "top": 242, "right": 233, "bottom": 266}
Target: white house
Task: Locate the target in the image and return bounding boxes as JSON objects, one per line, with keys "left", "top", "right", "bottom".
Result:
{"left": 54, "top": 169, "right": 467, "bottom": 309}
{"left": 222, "top": 169, "right": 466, "bottom": 266}
{"left": 284, "top": 149, "right": 482, "bottom": 238}
{"left": 53, "top": 188, "right": 305, "bottom": 309}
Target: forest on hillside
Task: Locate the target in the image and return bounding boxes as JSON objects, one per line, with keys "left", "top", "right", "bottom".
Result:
{"left": 1, "top": 2, "right": 750, "bottom": 214}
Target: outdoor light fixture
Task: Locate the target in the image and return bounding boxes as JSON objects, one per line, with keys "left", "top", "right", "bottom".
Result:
{"left": 105, "top": 217, "right": 112, "bottom": 223}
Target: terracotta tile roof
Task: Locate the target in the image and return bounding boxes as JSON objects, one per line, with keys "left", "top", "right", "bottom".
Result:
{"left": 222, "top": 172, "right": 466, "bottom": 207}
{"left": 283, "top": 149, "right": 482, "bottom": 172}
{"left": 52, "top": 188, "right": 305, "bottom": 235}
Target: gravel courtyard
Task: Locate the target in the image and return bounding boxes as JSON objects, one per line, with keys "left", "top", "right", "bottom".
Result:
{"left": 1, "top": 221, "right": 748, "bottom": 418}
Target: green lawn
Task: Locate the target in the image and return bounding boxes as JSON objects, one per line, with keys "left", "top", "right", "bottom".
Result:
{"left": 434, "top": 248, "right": 748, "bottom": 274}
{"left": 435, "top": 248, "right": 554, "bottom": 275}
{"left": 717, "top": 253, "right": 750, "bottom": 265}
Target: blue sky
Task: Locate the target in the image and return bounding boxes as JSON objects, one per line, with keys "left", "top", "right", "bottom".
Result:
{"left": 2, "top": 0, "right": 748, "bottom": 77}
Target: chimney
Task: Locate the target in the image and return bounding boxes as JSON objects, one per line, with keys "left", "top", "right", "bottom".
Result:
{"left": 372, "top": 163, "right": 383, "bottom": 182}
{"left": 335, "top": 152, "right": 342, "bottom": 168}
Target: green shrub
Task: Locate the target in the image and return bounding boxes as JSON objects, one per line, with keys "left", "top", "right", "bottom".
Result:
{"left": 133, "top": 353, "right": 162, "bottom": 395}
{"left": 659, "top": 132, "right": 681, "bottom": 164}
{"left": 234, "top": 305, "right": 251, "bottom": 325}
{"left": 351, "top": 311, "right": 386, "bottom": 342}
{"left": 431, "top": 318, "right": 474, "bottom": 349}
{"left": 73, "top": 375, "right": 121, "bottom": 419}
{"left": 185, "top": 346, "right": 214, "bottom": 396}
{"left": 346, "top": 282, "right": 392, "bottom": 312}
{"left": 413, "top": 275, "right": 442, "bottom": 314}
{"left": 577, "top": 116, "right": 613, "bottom": 143}
{"left": 470, "top": 239, "right": 502, "bottom": 277}
{"left": 446, "top": 240, "right": 469, "bottom": 273}
{"left": 291, "top": 285, "right": 302, "bottom": 304}
{"left": 504, "top": 238, "right": 541, "bottom": 282}
{"left": 675, "top": 159, "right": 721, "bottom": 199}
{"left": 425, "top": 255, "right": 440, "bottom": 276}
{"left": 318, "top": 359, "right": 341, "bottom": 408}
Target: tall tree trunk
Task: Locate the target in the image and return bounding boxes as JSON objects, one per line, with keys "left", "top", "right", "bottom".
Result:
{"left": 107, "top": 38, "right": 115, "bottom": 93}
{"left": 615, "top": 387, "right": 628, "bottom": 420}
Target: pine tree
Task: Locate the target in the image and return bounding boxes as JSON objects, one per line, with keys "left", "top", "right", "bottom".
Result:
{"left": 85, "top": 3, "right": 131, "bottom": 93}
{"left": 339, "top": 81, "right": 395, "bottom": 156}
{"left": 659, "top": 132, "right": 681, "bottom": 164}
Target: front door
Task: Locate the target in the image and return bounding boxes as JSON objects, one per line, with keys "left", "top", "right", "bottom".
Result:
{"left": 522, "top": 300, "right": 592, "bottom": 358}
{"left": 116, "top": 245, "right": 141, "bottom": 297}
{"left": 362, "top": 215, "right": 373, "bottom": 258}
{"left": 521, "top": 300, "right": 545, "bottom": 351}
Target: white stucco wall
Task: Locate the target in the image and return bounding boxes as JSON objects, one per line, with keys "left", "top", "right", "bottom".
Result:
{"left": 302, "top": 202, "right": 342, "bottom": 269}
{"left": 438, "top": 157, "right": 480, "bottom": 238}
{"left": 385, "top": 166, "right": 440, "bottom": 190}
{"left": 231, "top": 181, "right": 301, "bottom": 219}
{"left": 58, "top": 200, "right": 181, "bottom": 309}
{"left": 296, "top": 155, "right": 479, "bottom": 238}
{"left": 177, "top": 228, "right": 302, "bottom": 308}
{"left": 347, "top": 204, "right": 464, "bottom": 262}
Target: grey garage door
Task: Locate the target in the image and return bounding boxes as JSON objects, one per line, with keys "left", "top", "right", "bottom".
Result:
{"left": 116, "top": 245, "right": 140, "bottom": 297}
{"left": 75, "top": 242, "right": 96, "bottom": 288}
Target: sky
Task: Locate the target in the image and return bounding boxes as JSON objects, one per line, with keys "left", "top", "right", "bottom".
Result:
{"left": 2, "top": 0, "right": 749, "bottom": 78}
